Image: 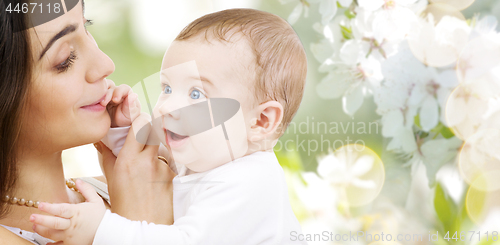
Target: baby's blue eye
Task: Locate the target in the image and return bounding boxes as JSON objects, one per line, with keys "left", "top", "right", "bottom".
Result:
{"left": 164, "top": 85, "right": 172, "bottom": 94}
{"left": 190, "top": 89, "right": 204, "bottom": 99}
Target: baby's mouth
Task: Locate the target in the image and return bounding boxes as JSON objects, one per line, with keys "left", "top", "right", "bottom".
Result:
{"left": 165, "top": 129, "right": 189, "bottom": 148}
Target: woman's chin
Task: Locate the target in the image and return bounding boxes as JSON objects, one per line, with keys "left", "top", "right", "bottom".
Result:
{"left": 81, "top": 114, "right": 111, "bottom": 143}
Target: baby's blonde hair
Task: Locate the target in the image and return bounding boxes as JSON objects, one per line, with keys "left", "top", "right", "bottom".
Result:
{"left": 175, "top": 8, "right": 307, "bottom": 136}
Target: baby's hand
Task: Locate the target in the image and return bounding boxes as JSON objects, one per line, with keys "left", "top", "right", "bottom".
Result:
{"left": 30, "top": 179, "right": 106, "bottom": 245}
{"left": 105, "top": 79, "right": 141, "bottom": 127}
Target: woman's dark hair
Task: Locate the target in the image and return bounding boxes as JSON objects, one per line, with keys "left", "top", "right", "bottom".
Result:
{"left": 0, "top": 0, "right": 33, "bottom": 218}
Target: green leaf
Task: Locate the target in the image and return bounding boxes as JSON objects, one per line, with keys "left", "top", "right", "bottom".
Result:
{"left": 440, "top": 126, "right": 455, "bottom": 139}
{"left": 340, "top": 25, "right": 353, "bottom": 40}
{"left": 434, "top": 183, "right": 458, "bottom": 232}
{"left": 344, "top": 9, "right": 356, "bottom": 19}
{"left": 414, "top": 114, "right": 422, "bottom": 129}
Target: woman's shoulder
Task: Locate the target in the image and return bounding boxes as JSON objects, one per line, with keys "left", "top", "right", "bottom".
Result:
{"left": 0, "top": 226, "right": 34, "bottom": 245}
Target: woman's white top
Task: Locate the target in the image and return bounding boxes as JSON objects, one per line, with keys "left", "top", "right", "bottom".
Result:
{"left": 0, "top": 177, "right": 110, "bottom": 245}
{"left": 93, "top": 151, "right": 306, "bottom": 245}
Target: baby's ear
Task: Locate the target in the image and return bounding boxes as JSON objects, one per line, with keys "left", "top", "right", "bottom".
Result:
{"left": 248, "top": 101, "right": 284, "bottom": 142}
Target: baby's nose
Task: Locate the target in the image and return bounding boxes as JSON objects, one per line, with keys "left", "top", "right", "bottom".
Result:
{"left": 157, "top": 97, "right": 187, "bottom": 119}
{"left": 168, "top": 108, "right": 181, "bottom": 119}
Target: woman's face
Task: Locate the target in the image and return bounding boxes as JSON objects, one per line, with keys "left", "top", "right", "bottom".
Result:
{"left": 22, "top": 1, "right": 115, "bottom": 152}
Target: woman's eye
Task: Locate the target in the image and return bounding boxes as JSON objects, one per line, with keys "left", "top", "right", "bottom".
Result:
{"left": 163, "top": 85, "right": 172, "bottom": 94}
{"left": 190, "top": 89, "right": 205, "bottom": 99}
{"left": 55, "top": 51, "right": 77, "bottom": 73}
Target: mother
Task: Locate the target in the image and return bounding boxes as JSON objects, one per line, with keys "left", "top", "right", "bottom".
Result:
{"left": 0, "top": 0, "right": 174, "bottom": 244}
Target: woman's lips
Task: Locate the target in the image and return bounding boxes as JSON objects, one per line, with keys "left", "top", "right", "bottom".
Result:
{"left": 81, "top": 103, "right": 106, "bottom": 112}
{"left": 81, "top": 94, "right": 107, "bottom": 112}
{"left": 165, "top": 129, "right": 189, "bottom": 148}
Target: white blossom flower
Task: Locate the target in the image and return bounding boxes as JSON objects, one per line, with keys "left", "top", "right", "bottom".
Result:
{"left": 283, "top": 0, "right": 354, "bottom": 26}
{"left": 316, "top": 56, "right": 383, "bottom": 116}
{"left": 316, "top": 145, "right": 385, "bottom": 207}
{"left": 309, "top": 0, "right": 353, "bottom": 25}
{"left": 446, "top": 73, "right": 500, "bottom": 140}
{"left": 381, "top": 109, "right": 418, "bottom": 153}
{"left": 357, "top": 0, "right": 419, "bottom": 13}
{"left": 408, "top": 67, "right": 459, "bottom": 130}
{"left": 285, "top": 0, "right": 308, "bottom": 25}
{"left": 456, "top": 35, "right": 500, "bottom": 83}
{"left": 470, "top": 15, "right": 498, "bottom": 38}
{"left": 416, "top": 137, "right": 463, "bottom": 186}
{"left": 408, "top": 15, "right": 471, "bottom": 67}
{"left": 317, "top": 152, "right": 376, "bottom": 189}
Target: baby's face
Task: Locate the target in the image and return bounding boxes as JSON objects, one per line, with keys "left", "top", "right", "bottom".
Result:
{"left": 153, "top": 37, "right": 257, "bottom": 172}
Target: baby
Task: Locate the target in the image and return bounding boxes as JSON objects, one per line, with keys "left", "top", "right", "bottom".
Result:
{"left": 31, "top": 8, "right": 307, "bottom": 245}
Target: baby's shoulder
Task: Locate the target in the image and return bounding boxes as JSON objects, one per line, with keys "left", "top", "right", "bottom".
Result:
{"left": 0, "top": 226, "right": 34, "bottom": 245}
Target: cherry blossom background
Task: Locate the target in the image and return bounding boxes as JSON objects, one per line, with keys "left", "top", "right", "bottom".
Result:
{"left": 279, "top": 0, "right": 500, "bottom": 244}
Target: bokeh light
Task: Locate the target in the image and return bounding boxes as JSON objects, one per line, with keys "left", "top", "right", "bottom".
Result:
{"left": 408, "top": 13, "right": 469, "bottom": 67}
{"left": 422, "top": 3, "right": 465, "bottom": 23}
{"left": 430, "top": 0, "right": 476, "bottom": 11}
{"left": 466, "top": 179, "right": 500, "bottom": 225}
{"left": 322, "top": 144, "right": 385, "bottom": 207}
{"left": 459, "top": 129, "right": 500, "bottom": 191}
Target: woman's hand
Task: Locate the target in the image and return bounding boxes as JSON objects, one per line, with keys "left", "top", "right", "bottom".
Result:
{"left": 95, "top": 113, "right": 175, "bottom": 225}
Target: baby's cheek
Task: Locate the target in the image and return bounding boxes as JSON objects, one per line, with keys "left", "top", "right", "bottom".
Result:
{"left": 189, "top": 127, "right": 232, "bottom": 171}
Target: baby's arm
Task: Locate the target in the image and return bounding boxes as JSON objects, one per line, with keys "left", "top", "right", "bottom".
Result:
{"left": 90, "top": 173, "right": 285, "bottom": 245}
{"left": 30, "top": 179, "right": 106, "bottom": 245}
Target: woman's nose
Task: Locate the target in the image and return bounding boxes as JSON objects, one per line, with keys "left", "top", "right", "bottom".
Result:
{"left": 85, "top": 40, "right": 115, "bottom": 83}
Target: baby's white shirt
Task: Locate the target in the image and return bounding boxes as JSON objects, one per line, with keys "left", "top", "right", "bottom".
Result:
{"left": 101, "top": 126, "right": 130, "bottom": 156}
{"left": 96, "top": 127, "right": 305, "bottom": 244}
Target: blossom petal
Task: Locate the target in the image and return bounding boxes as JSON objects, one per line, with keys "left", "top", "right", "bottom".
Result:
{"left": 342, "top": 85, "right": 364, "bottom": 116}
{"left": 316, "top": 71, "right": 352, "bottom": 99}
{"left": 310, "top": 39, "right": 334, "bottom": 63}
{"left": 340, "top": 40, "right": 362, "bottom": 65}
{"left": 382, "top": 110, "right": 404, "bottom": 137}
{"left": 319, "top": 0, "right": 337, "bottom": 25}
{"left": 287, "top": 3, "right": 303, "bottom": 25}
{"left": 358, "top": 0, "right": 384, "bottom": 12}
{"left": 350, "top": 155, "right": 374, "bottom": 177}
{"left": 317, "top": 154, "right": 342, "bottom": 178}
{"left": 337, "top": 0, "right": 353, "bottom": 7}
{"left": 351, "top": 178, "right": 376, "bottom": 189}
{"left": 420, "top": 96, "right": 439, "bottom": 132}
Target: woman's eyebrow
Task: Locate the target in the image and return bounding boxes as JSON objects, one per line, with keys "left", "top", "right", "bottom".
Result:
{"left": 38, "top": 24, "right": 78, "bottom": 61}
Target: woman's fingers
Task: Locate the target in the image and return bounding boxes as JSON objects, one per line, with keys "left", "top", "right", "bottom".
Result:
{"left": 37, "top": 203, "right": 74, "bottom": 219}
{"left": 30, "top": 214, "right": 70, "bottom": 230}
{"left": 75, "top": 179, "right": 103, "bottom": 204}
{"left": 98, "top": 142, "right": 116, "bottom": 184}
{"left": 32, "top": 225, "right": 65, "bottom": 242}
